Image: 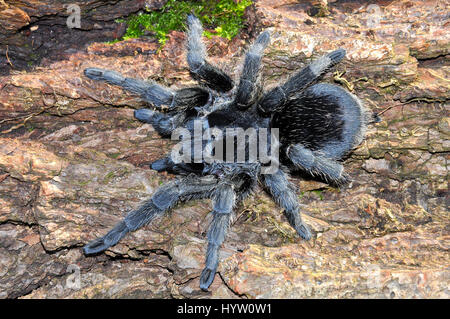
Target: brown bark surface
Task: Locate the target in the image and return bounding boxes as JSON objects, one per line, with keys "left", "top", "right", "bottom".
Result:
{"left": 0, "top": 0, "right": 448, "bottom": 298}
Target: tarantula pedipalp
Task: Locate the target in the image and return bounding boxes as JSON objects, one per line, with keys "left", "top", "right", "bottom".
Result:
{"left": 82, "top": 15, "right": 378, "bottom": 291}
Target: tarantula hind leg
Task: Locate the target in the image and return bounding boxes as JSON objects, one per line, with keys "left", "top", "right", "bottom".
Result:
{"left": 83, "top": 175, "right": 218, "bottom": 255}
{"left": 287, "top": 144, "right": 350, "bottom": 186}
{"left": 200, "top": 182, "right": 236, "bottom": 291}
{"left": 258, "top": 49, "right": 346, "bottom": 114}
{"left": 261, "top": 169, "right": 312, "bottom": 240}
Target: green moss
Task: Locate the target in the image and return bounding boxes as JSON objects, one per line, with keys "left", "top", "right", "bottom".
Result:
{"left": 102, "top": 167, "right": 130, "bottom": 184}
{"left": 78, "top": 179, "right": 90, "bottom": 187}
{"left": 311, "top": 189, "right": 324, "bottom": 201}
{"left": 25, "top": 123, "right": 35, "bottom": 132}
{"left": 108, "top": 152, "right": 121, "bottom": 159}
{"left": 116, "top": 0, "right": 252, "bottom": 45}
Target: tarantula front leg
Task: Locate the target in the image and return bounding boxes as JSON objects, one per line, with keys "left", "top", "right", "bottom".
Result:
{"left": 258, "top": 49, "right": 346, "bottom": 114}
{"left": 261, "top": 169, "right": 312, "bottom": 240}
{"left": 134, "top": 108, "right": 186, "bottom": 137}
{"left": 287, "top": 144, "right": 349, "bottom": 185}
{"left": 234, "top": 31, "right": 271, "bottom": 109}
{"left": 84, "top": 68, "right": 175, "bottom": 108}
{"left": 200, "top": 182, "right": 236, "bottom": 291}
{"left": 187, "top": 15, "right": 234, "bottom": 92}
{"left": 83, "top": 175, "right": 218, "bottom": 255}
{"left": 84, "top": 68, "right": 210, "bottom": 112}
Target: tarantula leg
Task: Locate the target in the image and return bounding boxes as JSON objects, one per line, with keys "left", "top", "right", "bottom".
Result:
{"left": 84, "top": 68, "right": 175, "bottom": 107}
{"left": 83, "top": 175, "right": 218, "bottom": 255}
{"left": 134, "top": 109, "right": 186, "bottom": 137}
{"left": 261, "top": 169, "right": 312, "bottom": 240}
{"left": 258, "top": 49, "right": 346, "bottom": 114}
{"left": 84, "top": 68, "right": 211, "bottom": 111}
{"left": 186, "top": 15, "right": 234, "bottom": 92}
{"left": 151, "top": 156, "right": 206, "bottom": 176}
{"left": 200, "top": 182, "right": 235, "bottom": 291}
{"left": 234, "top": 31, "right": 271, "bottom": 109}
{"left": 287, "top": 144, "right": 350, "bottom": 185}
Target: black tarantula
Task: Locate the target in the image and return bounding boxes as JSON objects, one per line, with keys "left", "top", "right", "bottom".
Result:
{"left": 83, "top": 15, "right": 378, "bottom": 290}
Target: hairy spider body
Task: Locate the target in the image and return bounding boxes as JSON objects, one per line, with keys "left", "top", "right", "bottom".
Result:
{"left": 83, "top": 16, "right": 378, "bottom": 290}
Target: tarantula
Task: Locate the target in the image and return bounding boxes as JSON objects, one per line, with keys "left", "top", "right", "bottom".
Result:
{"left": 83, "top": 15, "right": 378, "bottom": 290}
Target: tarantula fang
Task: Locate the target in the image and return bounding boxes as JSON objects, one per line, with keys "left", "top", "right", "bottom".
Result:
{"left": 82, "top": 15, "right": 379, "bottom": 291}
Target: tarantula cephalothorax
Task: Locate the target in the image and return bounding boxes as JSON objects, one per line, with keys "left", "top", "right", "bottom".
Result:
{"left": 83, "top": 15, "right": 378, "bottom": 290}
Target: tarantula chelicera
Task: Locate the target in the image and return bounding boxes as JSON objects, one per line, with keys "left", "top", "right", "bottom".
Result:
{"left": 83, "top": 15, "right": 378, "bottom": 290}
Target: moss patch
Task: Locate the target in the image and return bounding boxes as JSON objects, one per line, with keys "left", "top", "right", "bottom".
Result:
{"left": 115, "top": 0, "right": 252, "bottom": 45}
